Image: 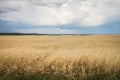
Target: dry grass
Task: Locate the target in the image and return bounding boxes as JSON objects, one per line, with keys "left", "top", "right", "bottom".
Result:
{"left": 0, "top": 35, "right": 120, "bottom": 79}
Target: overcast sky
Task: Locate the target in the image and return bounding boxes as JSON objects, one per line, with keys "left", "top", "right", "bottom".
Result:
{"left": 0, "top": 0, "right": 120, "bottom": 34}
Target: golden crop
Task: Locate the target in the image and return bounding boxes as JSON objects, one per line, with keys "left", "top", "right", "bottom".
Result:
{"left": 0, "top": 35, "right": 120, "bottom": 78}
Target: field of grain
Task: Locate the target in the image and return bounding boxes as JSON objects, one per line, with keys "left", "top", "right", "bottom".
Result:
{"left": 0, "top": 35, "right": 120, "bottom": 80}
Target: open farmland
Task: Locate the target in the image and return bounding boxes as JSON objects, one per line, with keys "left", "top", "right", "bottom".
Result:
{"left": 0, "top": 35, "right": 120, "bottom": 80}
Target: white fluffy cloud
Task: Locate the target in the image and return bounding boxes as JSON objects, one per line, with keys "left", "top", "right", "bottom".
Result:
{"left": 0, "top": 0, "right": 120, "bottom": 26}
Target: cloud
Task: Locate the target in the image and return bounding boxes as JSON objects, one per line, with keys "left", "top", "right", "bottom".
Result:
{"left": 0, "top": 0, "right": 120, "bottom": 27}
{"left": 13, "top": 27, "right": 76, "bottom": 34}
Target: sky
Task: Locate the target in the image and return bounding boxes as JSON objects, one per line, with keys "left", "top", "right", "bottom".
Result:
{"left": 0, "top": 0, "right": 120, "bottom": 34}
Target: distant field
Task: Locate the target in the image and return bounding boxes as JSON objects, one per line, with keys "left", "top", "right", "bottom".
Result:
{"left": 0, "top": 35, "right": 120, "bottom": 80}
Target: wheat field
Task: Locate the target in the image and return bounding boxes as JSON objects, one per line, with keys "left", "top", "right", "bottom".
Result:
{"left": 0, "top": 35, "right": 120, "bottom": 80}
